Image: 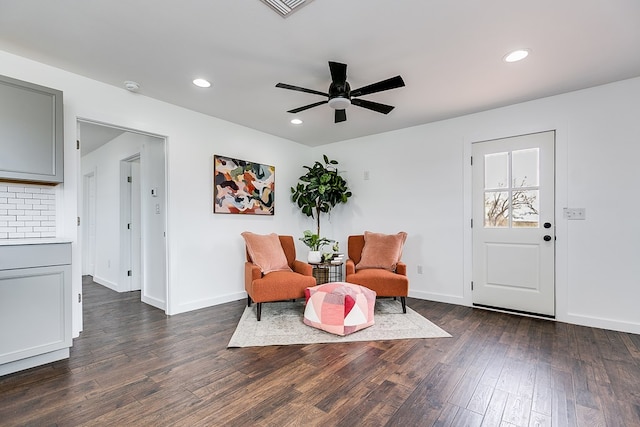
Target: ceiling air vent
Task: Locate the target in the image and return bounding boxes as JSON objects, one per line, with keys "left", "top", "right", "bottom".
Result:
{"left": 259, "top": 0, "right": 315, "bottom": 18}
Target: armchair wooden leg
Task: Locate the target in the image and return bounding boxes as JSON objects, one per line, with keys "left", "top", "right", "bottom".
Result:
{"left": 256, "top": 303, "right": 262, "bottom": 321}
{"left": 401, "top": 297, "right": 407, "bottom": 313}
{"left": 247, "top": 296, "right": 252, "bottom": 307}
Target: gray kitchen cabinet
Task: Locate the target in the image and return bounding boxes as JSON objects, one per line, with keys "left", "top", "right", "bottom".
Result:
{"left": 0, "top": 74, "right": 64, "bottom": 183}
{"left": 0, "top": 241, "right": 72, "bottom": 376}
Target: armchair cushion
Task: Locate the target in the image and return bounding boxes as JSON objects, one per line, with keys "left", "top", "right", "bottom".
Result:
{"left": 241, "top": 232, "right": 292, "bottom": 274}
{"left": 356, "top": 231, "right": 407, "bottom": 271}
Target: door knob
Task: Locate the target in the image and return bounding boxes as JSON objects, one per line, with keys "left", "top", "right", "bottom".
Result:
{"left": 543, "top": 235, "right": 552, "bottom": 241}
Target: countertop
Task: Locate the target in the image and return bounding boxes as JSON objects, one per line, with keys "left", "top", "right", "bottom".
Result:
{"left": 0, "top": 238, "right": 73, "bottom": 246}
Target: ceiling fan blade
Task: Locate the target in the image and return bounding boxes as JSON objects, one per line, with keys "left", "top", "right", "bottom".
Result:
{"left": 329, "top": 61, "right": 347, "bottom": 84}
{"left": 350, "top": 75, "right": 405, "bottom": 97}
{"left": 335, "top": 109, "right": 347, "bottom": 123}
{"left": 276, "top": 83, "right": 328, "bottom": 97}
{"left": 351, "top": 98, "right": 395, "bottom": 114}
{"left": 287, "top": 100, "right": 328, "bottom": 113}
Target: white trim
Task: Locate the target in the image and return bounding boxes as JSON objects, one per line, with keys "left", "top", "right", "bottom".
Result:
{"left": 93, "top": 274, "right": 119, "bottom": 292}
{"left": 169, "top": 292, "right": 246, "bottom": 316}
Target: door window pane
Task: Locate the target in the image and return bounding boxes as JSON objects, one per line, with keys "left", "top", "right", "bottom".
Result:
{"left": 484, "top": 152, "right": 508, "bottom": 189}
{"left": 484, "top": 191, "right": 509, "bottom": 227}
{"left": 512, "top": 148, "right": 539, "bottom": 188}
{"left": 512, "top": 190, "right": 539, "bottom": 227}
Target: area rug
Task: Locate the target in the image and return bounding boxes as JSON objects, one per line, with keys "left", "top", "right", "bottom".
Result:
{"left": 228, "top": 299, "right": 451, "bottom": 348}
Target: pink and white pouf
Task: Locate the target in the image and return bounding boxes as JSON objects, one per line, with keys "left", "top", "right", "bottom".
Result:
{"left": 303, "top": 282, "right": 376, "bottom": 336}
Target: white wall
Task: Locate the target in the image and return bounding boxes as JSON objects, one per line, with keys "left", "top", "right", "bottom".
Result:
{"left": 318, "top": 76, "right": 640, "bottom": 334}
{"left": 139, "top": 136, "right": 167, "bottom": 309}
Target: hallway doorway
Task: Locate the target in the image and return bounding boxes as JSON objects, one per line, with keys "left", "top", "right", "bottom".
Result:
{"left": 77, "top": 119, "right": 168, "bottom": 313}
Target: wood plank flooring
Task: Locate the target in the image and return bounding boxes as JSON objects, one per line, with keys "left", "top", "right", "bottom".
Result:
{"left": 1, "top": 277, "right": 640, "bottom": 426}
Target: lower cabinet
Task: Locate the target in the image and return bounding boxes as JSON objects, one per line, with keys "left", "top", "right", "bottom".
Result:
{"left": 0, "top": 242, "right": 72, "bottom": 376}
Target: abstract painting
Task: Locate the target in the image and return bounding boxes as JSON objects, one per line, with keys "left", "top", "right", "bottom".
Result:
{"left": 213, "top": 155, "right": 275, "bottom": 215}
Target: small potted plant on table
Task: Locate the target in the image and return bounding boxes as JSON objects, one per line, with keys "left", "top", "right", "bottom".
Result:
{"left": 299, "top": 230, "right": 334, "bottom": 264}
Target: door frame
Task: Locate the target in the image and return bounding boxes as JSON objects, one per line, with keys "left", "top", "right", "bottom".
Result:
{"left": 77, "top": 117, "right": 171, "bottom": 314}
{"left": 462, "top": 124, "right": 569, "bottom": 320}
{"left": 471, "top": 131, "right": 556, "bottom": 317}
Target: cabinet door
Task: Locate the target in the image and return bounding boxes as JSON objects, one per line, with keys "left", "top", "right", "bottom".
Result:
{"left": 0, "top": 75, "right": 64, "bottom": 183}
{"left": 0, "top": 265, "right": 71, "bottom": 364}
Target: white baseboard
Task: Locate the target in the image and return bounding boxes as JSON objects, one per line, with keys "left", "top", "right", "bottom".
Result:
{"left": 560, "top": 312, "right": 640, "bottom": 335}
{"left": 93, "top": 275, "right": 119, "bottom": 292}
{"left": 0, "top": 348, "right": 69, "bottom": 376}
{"left": 141, "top": 295, "right": 166, "bottom": 311}
{"left": 408, "top": 289, "right": 466, "bottom": 306}
{"left": 168, "top": 291, "right": 246, "bottom": 316}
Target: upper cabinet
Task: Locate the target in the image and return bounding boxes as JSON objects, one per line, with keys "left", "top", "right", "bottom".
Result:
{"left": 0, "top": 75, "right": 64, "bottom": 184}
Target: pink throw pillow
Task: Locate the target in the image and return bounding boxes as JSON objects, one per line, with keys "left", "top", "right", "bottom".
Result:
{"left": 356, "top": 231, "right": 407, "bottom": 271}
{"left": 241, "top": 232, "right": 292, "bottom": 274}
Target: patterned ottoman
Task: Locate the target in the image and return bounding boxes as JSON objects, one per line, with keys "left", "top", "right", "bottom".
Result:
{"left": 303, "top": 282, "right": 376, "bottom": 336}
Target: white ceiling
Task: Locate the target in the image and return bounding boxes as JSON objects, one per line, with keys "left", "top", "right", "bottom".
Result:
{"left": 1, "top": 0, "right": 640, "bottom": 147}
{"left": 77, "top": 121, "right": 125, "bottom": 156}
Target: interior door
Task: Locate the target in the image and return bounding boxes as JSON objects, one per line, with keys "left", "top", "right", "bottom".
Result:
{"left": 472, "top": 131, "right": 555, "bottom": 317}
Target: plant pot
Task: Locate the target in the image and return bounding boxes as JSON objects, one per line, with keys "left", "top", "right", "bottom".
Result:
{"left": 307, "top": 250, "right": 322, "bottom": 264}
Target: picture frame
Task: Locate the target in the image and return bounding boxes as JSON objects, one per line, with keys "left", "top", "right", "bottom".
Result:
{"left": 213, "top": 155, "right": 275, "bottom": 215}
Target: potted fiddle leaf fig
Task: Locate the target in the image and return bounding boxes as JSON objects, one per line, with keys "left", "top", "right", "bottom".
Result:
{"left": 291, "top": 154, "right": 352, "bottom": 239}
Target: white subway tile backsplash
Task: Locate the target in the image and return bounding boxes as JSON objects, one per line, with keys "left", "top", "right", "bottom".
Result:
{"left": 0, "top": 182, "right": 56, "bottom": 239}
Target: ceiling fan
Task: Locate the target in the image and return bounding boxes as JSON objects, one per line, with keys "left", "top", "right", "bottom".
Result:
{"left": 276, "top": 61, "right": 405, "bottom": 123}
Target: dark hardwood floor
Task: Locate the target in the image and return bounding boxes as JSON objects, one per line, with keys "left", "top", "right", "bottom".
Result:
{"left": 1, "top": 277, "right": 640, "bottom": 426}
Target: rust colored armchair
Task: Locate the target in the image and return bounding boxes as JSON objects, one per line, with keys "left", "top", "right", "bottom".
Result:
{"left": 345, "top": 233, "right": 409, "bottom": 313}
{"left": 244, "top": 234, "right": 317, "bottom": 320}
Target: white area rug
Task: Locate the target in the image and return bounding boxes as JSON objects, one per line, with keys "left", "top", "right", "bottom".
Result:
{"left": 228, "top": 299, "right": 451, "bottom": 348}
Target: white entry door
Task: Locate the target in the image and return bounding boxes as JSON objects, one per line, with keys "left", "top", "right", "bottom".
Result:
{"left": 472, "top": 131, "right": 555, "bottom": 317}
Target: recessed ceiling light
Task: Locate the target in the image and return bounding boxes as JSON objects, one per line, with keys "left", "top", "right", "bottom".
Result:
{"left": 124, "top": 80, "right": 140, "bottom": 92}
{"left": 504, "top": 49, "right": 530, "bottom": 63}
{"left": 193, "top": 78, "right": 211, "bottom": 88}
{"left": 291, "top": 118, "right": 303, "bottom": 125}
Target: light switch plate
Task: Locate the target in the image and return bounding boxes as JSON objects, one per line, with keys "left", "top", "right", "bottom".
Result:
{"left": 564, "top": 208, "right": 586, "bottom": 220}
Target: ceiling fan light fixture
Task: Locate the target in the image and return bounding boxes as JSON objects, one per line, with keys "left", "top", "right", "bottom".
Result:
{"left": 328, "top": 97, "right": 351, "bottom": 110}
{"left": 504, "top": 49, "right": 530, "bottom": 63}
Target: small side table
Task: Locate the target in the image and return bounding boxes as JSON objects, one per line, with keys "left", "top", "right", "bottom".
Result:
{"left": 311, "top": 262, "right": 344, "bottom": 285}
